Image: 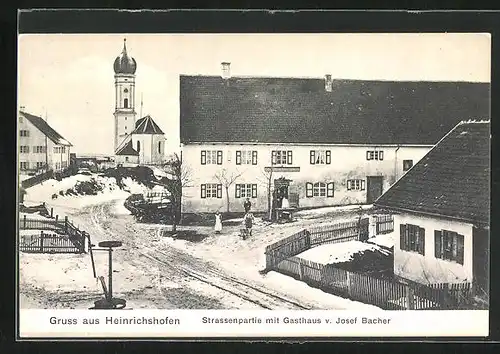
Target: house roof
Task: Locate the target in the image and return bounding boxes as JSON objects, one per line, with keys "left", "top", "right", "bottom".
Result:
{"left": 179, "top": 76, "right": 490, "bottom": 144}
{"left": 20, "top": 111, "right": 72, "bottom": 146}
{"left": 115, "top": 140, "right": 139, "bottom": 156}
{"left": 374, "top": 120, "right": 490, "bottom": 224}
{"left": 133, "top": 115, "right": 165, "bottom": 135}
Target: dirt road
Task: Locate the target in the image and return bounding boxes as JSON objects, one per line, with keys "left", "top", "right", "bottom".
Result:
{"left": 65, "top": 199, "right": 320, "bottom": 310}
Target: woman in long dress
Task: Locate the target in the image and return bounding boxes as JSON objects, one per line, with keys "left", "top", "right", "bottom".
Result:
{"left": 214, "top": 212, "right": 223, "bottom": 234}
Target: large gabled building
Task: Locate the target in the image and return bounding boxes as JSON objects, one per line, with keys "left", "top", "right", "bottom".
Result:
{"left": 179, "top": 62, "right": 490, "bottom": 214}
{"left": 374, "top": 120, "right": 490, "bottom": 293}
{"left": 18, "top": 110, "right": 72, "bottom": 174}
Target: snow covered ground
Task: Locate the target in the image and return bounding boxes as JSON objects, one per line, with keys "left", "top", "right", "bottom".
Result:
{"left": 297, "top": 241, "right": 391, "bottom": 265}
{"left": 368, "top": 232, "right": 396, "bottom": 248}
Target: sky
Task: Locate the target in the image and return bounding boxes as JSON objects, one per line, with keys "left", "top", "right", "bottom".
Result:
{"left": 18, "top": 33, "right": 491, "bottom": 155}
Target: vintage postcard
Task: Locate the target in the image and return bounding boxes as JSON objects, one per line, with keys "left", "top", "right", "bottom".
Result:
{"left": 17, "top": 32, "right": 490, "bottom": 339}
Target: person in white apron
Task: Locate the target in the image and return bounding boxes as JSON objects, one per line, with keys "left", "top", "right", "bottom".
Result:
{"left": 214, "top": 211, "right": 223, "bottom": 234}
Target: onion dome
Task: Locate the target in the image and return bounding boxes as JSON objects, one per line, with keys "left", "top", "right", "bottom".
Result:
{"left": 113, "top": 39, "right": 137, "bottom": 74}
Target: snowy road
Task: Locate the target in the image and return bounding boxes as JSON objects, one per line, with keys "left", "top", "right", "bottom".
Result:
{"left": 69, "top": 199, "right": 320, "bottom": 310}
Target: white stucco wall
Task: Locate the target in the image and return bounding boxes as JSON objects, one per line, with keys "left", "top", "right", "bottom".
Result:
{"left": 18, "top": 115, "right": 71, "bottom": 172}
{"left": 132, "top": 134, "right": 165, "bottom": 165}
{"left": 115, "top": 154, "right": 139, "bottom": 166}
{"left": 393, "top": 213, "right": 473, "bottom": 285}
{"left": 180, "top": 143, "right": 431, "bottom": 213}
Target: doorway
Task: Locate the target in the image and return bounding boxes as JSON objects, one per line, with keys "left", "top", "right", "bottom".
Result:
{"left": 366, "top": 176, "right": 383, "bottom": 203}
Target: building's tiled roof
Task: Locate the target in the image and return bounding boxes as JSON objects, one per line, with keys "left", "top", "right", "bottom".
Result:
{"left": 374, "top": 121, "right": 490, "bottom": 224}
{"left": 179, "top": 76, "right": 490, "bottom": 144}
{"left": 20, "top": 111, "right": 72, "bottom": 146}
{"left": 133, "top": 115, "right": 165, "bottom": 135}
{"left": 115, "top": 140, "right": 139, "bottom": 156}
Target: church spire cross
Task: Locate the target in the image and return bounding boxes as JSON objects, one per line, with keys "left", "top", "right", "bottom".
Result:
{"left": 122, "top": 38, "right": 127, "bottom": 54}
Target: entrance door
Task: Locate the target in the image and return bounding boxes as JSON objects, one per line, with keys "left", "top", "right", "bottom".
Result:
{"left": 366, "top": 176, "right": 383, "bottom": 203}
{"left": 472, "top": 226, "right": 489, "bottom": 298}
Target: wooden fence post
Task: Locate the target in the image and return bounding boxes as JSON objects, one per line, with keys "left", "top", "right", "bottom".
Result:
{"left": 40, "top": 231, "right": 45, "bottom": 252}
{"left": 55, "top": 215, "right": 59, "bottom": 223}
{"left": 65, "top": 216, "right": 68, "bottom": 234}
{"left": 406, "top": 285, "right": 415, "bottom": 310}
{"left": 346, "top": 271, "right": 352, "bottom": 297}
{"left": 298, "top": 259, "right": 304, "bottom": 281}
{"left": 50, "top": 208, "right": 54, "bottom": 218}
{"left": 23, "top": 215, "right": 26, "bottom": 229}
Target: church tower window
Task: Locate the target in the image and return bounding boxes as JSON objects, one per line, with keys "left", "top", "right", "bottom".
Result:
{"left": 158, "top": 141, "right": 162, "bottom": 154}
{"left": 124, "top": 98, "right": 129, "bottom": 108}
{"left": 137, "top": 141, "right": 141, "bottom": 153}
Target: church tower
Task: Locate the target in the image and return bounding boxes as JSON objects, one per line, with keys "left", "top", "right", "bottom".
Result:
{"left": 113, "top": 39, "right": 137, "bottom": 152}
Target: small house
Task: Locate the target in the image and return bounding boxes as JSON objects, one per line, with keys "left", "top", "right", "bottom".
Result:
{"left": 374, "top": 120, "right": 490, "bottom": 296}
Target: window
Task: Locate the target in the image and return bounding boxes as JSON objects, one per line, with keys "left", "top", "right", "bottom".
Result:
{"left": 36, "top": 162, "right": 44, "bottom": 169}
{"left": 158, "top": 141, "right": 162, "bottom": 154}
{"left": 201, "top": 183, "right": 222, "bottom": 198}
{"left": 347, "top": 179, "right": 365, "bottom": 191}
{"left": 310, "top": 150, "right": 331, "bottom": 165}
{"left": 366, "top": 150, "right": 384, "bottom": 161}
{"left": 20, "top": 146, "right": 29, "bottom": 153}
{"left": 55, "top": 162, "right": 61, "bottom": 170}
{"left": 306, "top": 182, "right": 334, "bottom": 198}
{"left": 403, "top": 159, "right": 413, "bottom": 171}
{"left": 54, "top": 147, "right": 62, "bottom": 153}
{"left": 20, "top": 162, "right": 29, "bottom": 170}
{"left": 19, "top": 116, "right": 23, "bottom": 123}
{"left": 271, "top": 150, "right": 292, "bottom": 165}
{"left": 236, "top": 150, "right": 258, "bottom": 165}
{"left": 137, "top": 141, "right": 141, "bottom": 153}
{"left": 434, "top": 230, "right": 464, "bottom": 265}
{"left": 124, "top": 98, "right": 129, "bottom": 108}
{"left": 34, "top": 146, "right": 45, "bottom": 153}
{"left": 400, "top": 224, "right": 425, "bottom": 255}
{"left": 19, "top": 130, "right": 29, "bottom": 137}
{"left": 235, "top": 184, "right": 257, "bottom": 198}
{"left": 125, "top": 156, "right": 129, "bottom": 162}
{"left": 201, "top": 150, "right": 222, "bottom": 165}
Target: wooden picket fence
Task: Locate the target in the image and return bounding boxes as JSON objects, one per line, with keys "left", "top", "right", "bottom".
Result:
{"left": 19, "top": 213, "right": 89, "bottom": 254}
{"left": 309, "top": 218, "right": 369, "bottom": 246}
{"left": 19, "top": 231, "right": 86, "bottom": 254}
{"left": 272, "top": 256, "right": 472, "bottom": 310}
{"left": 375, "top": 214, "right": 394, "bottom": 235}
{"left": 265, "top": 229, "right": 311, "bottom": 269}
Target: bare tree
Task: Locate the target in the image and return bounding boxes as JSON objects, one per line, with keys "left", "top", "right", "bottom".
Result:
{"left": 257, "top": 166, "right": 274, "bottom": 221}
{"left": 214, "top": 168, "right": 243, "bottom": 213}
{"left": 159, "top": 153, "right": 192, "bottom": 233}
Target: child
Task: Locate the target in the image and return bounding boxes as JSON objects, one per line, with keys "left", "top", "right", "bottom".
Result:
{"left": 214, "top": 211, "right": 222, "bottom": 234}
{"left": 244, "top": 212, "right": 254, "bottom": 236}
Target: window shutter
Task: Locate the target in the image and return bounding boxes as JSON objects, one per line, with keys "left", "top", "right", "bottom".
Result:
{"left": 252, "top": 151, "right": 258, "bottom": 165}
{"left": 327, "top": 182, "right": 334, "bottom": 197}
{"left": 201, "top": 184, "right": 206, "bottom": 199}
{"left": 235, "top": 184, "right": 241, "bottom": 198}
{"left": 310, "top": 151, "right": 315, "bottom": 164}
{"left": 201, "top": 151, "right": 206, "bottom": 165}
{"left": 235, "top": 151, "right": 241, "bottom": 165}
{"left": 419, "top": 227, "right": 425, "bottom": 255}
{"left": 457, "top": 234, "right": 464, "bottom": 265}
{"left": 252, "top": 184, "right": 257, "bottom": 198}
{"left": 271, "top": 151, "right": 276, "bottom": 165}
{"left": 217, "top": 151, "right": 223, "bottom": 165}
{"left": 326, "top": 150, "right": 331, "bottom": 164}
{"left": 366, "top": 151, "right": 371, "bottom": 160}
{"left": 306, "top": 182, "right": 313, "bottom": 198}
{"left": 287, "top": 151, "right": 293, "bottom": 165}
{"left": 400, "top": 224, "right": 406, "bottom": 251}
{"left": 379, "top": 151, "right": 384, "bottom": 161}
{"left": 361, "top": 180, "right": 366, "bottom": 191}
{"left": 217, "top": 184, "right": 222, "bottom": 198}
{"left": 347, "top": 180, "right": 352, "bottom": 191}
{"left": 434, "top": 230, "right": 442, "bottom": 259}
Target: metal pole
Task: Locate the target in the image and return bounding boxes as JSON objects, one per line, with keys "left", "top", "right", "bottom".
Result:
{"left": 108, "top": 248, "right": 113, "bottom": 300}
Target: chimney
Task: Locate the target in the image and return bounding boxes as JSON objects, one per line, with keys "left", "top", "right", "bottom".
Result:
{"left": 325, "top": 74, "right": 332, "bottom": 92}
{"left": 221, "top": 62, "right": 231, "bottom": 79}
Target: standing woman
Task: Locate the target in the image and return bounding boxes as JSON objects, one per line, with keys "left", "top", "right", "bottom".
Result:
{"left": 214, "top": 211, "right": 223, "bottom": 234}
